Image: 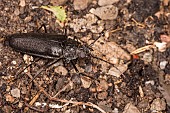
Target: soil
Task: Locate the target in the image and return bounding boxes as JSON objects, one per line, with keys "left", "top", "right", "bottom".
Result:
{"left": 0, "top": 0, "right": 170, "bottom": 113}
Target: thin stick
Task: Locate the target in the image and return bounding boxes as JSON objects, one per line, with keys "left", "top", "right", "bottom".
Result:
{"left": 52, "top": 81, "right": 73, "bottom": 98}
{"left": 50, "top": 98, "right": 106, "bottom": 113}
{"left": 24, "top": 102, "right": 44, "bottom": 112}
{"left": 26, "top": 73, "right": 52, "bottom": 98}
{"left": 24, "top": 90, "right": 42, "bottom": 112}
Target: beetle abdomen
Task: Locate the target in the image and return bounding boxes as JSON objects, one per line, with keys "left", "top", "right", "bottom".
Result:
{"left": 7, "top": 33, "right": 64, "bottom": 59}
{"left": 6, "top": 33, "right": 90, "bottom": 61}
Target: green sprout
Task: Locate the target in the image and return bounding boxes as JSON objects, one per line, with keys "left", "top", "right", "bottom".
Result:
{"left": 41, "top": 6, "right": 66, "bottom": 22}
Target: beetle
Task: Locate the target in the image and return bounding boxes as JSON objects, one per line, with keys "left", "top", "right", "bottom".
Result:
{"left": 4, "top": 25, "right": 125, "bottom": 81}
{"left": 5, "top": 33, "right": 91, "bottom": 63}
{"left": 4, "top": 24, "right": 95, "bottom": 81}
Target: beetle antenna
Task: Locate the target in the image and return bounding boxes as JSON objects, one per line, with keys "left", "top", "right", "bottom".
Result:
{"left": 90, "top": 54, "right": 126, "bottom": 77}
{"left": 89, "top": 32, "right": 105, "bottom": 47}
{"left": 70, "top": 60, "right": 96, "bottom": 79}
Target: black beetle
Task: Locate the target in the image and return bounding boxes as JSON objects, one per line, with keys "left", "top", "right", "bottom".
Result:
{"left": 5, "top": 33, "right": 91, "bottom": 63}
{"left": 4, "top": 26, "right": 124, "bottom": 81}
{"left": 4, "top": 30, "right": 95, "bottom": 82}
{"left": 3, "top": 21, "right": 109, "bottom": 82}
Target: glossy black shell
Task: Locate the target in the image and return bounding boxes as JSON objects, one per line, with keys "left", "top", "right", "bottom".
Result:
{"left": 5, "top": 33, "right": 90, "bottom": 62}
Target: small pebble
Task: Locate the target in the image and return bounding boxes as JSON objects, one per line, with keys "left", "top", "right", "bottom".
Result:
{"left": 11, "top": 88, "right": 20, "bottom": 98}
{"left": 6, "top": 85, "right": 10, "bottom": 92}
{"left": 142, "top": 52, "right": 152, "bottom": 63}
{"left": 85, "top": 64, "right": 92, "bottom": 73}
{"left": 73, "top": 0, "right": 90, "bottom": 10}
{"left": 160, "top": 61, "right": 168, "bottom": 69}
{"left": 108, "top": 64, "right": 128, "bottom": 78}
{"left": 145, "top": 80, "right": 155, "bottom": 85}
{"left": 19, "top": 0, "right": 26, "bottom": 7}
{"left": 99, "top": 79, "right": 109, "bottom": 91}
{"left": 154, "top": 42, "right": 167, "bottom": 52}
{"left": 69, "top": 18, "right": 87, "bottom": 33}
{"left": 11, "top": 60, "right": 17, "bottom": 65}
{"left": 138, "top": 99, "right": 149, "bottom": 110}
{"left": 98, "top": 0, "right": 119, "bottom": 6}
{"left": 113, "top": 108, "right": 119, "bottom": 113}
{"left": 90, "top": 5, "right": 118, "bottom": 20}
{"left": 54, "top": 66, "right": 68, "bottom": 76}
{"left": 97, "top": 91, "right": 108, "bottom": 100}
{"left": 123, "top": 103, "right": 140, "bottom": 113}
{"left": 14, "top": 9, "right": 20, "bottom": 16}
{"left": 71, "top": 74, "right": 81, "bottom": 85}
{"left": 81, "top": 76, "right": 92, "bottom": 88}
{"left": 6, "top": 94, "right": 15, "bottom": 103}
{"left": 18, "top": 102, "right": 23, "bottom": 108}
{"left": 150, "top": 98, "right": 166, "bottom": 111}
{"left": 50, "top": 0, "right": 68, "bottom": 5}
{"left": 96, "top": 79, "right": 109, "bottom": 91}
{"left": 39, "top": 0, "right": 43, "bottom": 4}
{"left": 55, "top": 78, "right": 67, "bottom": 91}
{"left": 23, "top": 54, "right": 33, "bottom": 65}
{"left": 69, "top": 14, "right": 104, "bottom": 33}
{"left": 24, "top": 16, "right": 32, "bottom": 23}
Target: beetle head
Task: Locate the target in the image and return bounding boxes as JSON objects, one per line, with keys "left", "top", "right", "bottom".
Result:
{"left": 63, "top": 45, "right": 91, "bottom": 63}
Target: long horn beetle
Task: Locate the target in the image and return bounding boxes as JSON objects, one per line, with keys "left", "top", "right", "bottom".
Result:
{"left": 3, "top": 24, "right": 125, "bottom": 82}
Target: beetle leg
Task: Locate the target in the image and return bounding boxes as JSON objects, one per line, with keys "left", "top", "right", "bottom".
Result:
{"left": 36, "top": 24, "right": 47, "bottom": 33}
{"left": 70, "top": 60, "right": 96, "bottom": 79}
{"left": 70, "top": 60, "right": 79, "bottom": 73}
{"left": 89, "top": 32, "right": 105, "bottom": 47}
{"left": 63, "top": 27, "right": 67, "bottom": 36}
{"left": 9, "top": 58, "right": 41, "bottom": 83}
{"left": 62, "top": 59, "right": 71, "bottom": 74}
{"left": 29, "top": 57, "right": 63, "bottom": 84}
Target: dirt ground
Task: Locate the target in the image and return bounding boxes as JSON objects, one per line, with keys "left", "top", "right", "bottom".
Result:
{"left": 0, "top": 0, "right": 170, "bottom": 113}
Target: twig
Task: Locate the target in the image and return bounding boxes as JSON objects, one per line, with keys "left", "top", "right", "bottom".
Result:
{"left": 24, "top": 73, "right": 52, "bottom": 112}
{"left": 24, "top": 102, "right": 44, "bottom": 113}
{"left": 24, "top": 90, "right": 42, "bottom": 112}
{"left": 50, "top": 98, "right": 106, "bottom": 113}
{"left": 131, "top": 18, "right": 145, "bottom": 28}
{"left": 26, "top": 73, "right": 51, "bottom": 98}
{"left": 0, "top": 37, "right": 5, "bottom": 42}
{"left": 130, "top": 45, "right": 155, "bottom": 55}
{"left": 52, "top": 81, "right": 73, "bottom": 98}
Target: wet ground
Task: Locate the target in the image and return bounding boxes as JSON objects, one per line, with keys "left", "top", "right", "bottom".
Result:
{"left": 0, "top": 0, "right": 170, "bottom": 113}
